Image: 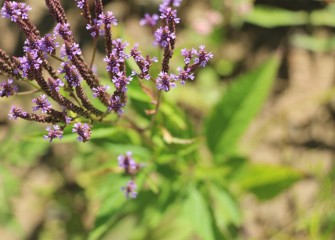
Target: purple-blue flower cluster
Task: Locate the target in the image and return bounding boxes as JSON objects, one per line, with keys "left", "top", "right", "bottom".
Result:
{"left": 0, "top": 79, "right": 18, "bottom": 97}
{"left": 0, "top": 0, "right": 213, "bottom": 146}
{"left": 72, "top": 122, "right": 92, "bottom": 142}
{"left": 1, "top": 1, "right": 31, "bottom": 22}
{"left": 118, "top": 152, "right": 143, "bottom": 199}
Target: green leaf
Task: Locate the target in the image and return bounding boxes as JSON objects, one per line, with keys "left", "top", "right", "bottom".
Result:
{"left": 183, "top": 185, "right": 215, "bottom": 240}
{"left": 233, "top": 163, "right": 303, "bottom": 200}
{"left": 244, "top": 6, "right": 308, "bottom": 28}
{"left": 310, "top": 7, "right": 335, "bottom": 27}
{"left": 88, "top": 175, "right": 126, "bottom": 240}
{"left": 291, "top": 33, "right": 335, "bottom": 52}
{"left": 205, "top": 54, "right": 280, "bottom": 158}
{"left": 209, "top": 185, "right": 242, "bottom": 230}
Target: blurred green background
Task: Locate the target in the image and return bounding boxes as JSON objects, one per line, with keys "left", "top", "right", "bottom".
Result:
{"left": 1, "top": 0, "right": 335, "bottom": 239}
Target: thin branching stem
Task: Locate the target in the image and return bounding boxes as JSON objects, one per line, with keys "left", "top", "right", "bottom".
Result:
{"left": 90, "top": 38, "right": 98, "bottom": 69}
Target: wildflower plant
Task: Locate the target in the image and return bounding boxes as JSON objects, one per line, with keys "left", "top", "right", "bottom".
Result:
{"left": 0, "top": 0, "right": 212, "bottom": 141}
{"left": 0, "top": 0, "right": 212, "bottom": 198}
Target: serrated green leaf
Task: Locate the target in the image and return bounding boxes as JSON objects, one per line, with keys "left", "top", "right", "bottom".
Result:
{"left": 233, "top": 163, "right": 303, "bottom": 200}
{"left": 244, "top": 6, "right": 308, "bottom": 28}
{"left": 183, "top": 185, "right": 215, "bottom": 240}
{"left": 205, "top": 54, "right": 280, "bottom": 158}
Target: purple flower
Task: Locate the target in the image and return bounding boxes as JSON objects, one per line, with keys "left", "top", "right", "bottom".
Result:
{"left": 47, "top": 78, "right": 64, "bottom": 92}
{"left": 60, "top": 42, "right": 82, "bottom": 60}
{"left": 108, "top": 95, "right": 125, "bottom": 115}
{"left": 23, "top": 38, "right": 38, "bottom": 53}
{"left": 0, "top": 79, "right": 18, "bottom": 97}
{"left": 8, "top": 106, "right": 27, "bottom": 120}
{"left": 177, "top": 67, "right": 194, "bottom": 85}
{"left": 181, "top": 48, "right": 197, "bottom": 65}
{"left": 159, "top": 0, "right": 182, "bottom": 12}
{"left": 44, "top": 125, "right": 63, "bottom": 142}
{"left": 104, "top": 53, "right": 121, "bottom": 73}
{"left": 156, "top": 71, "right": 176, "bottom": 92}
{"left": 59, "top": 63, "right": 82, "bottom": 87}
{"left": 130, "top": 44, "right": 158, "bottom": 80}
{"left": 32, "top": 94, "right": 52, "bottom": 113}
{"left": 118, "top": 152, "right": 137, "bottom": 172}
{"left": 112, "top": 39, "right": 129, "bottom": 59}
{"left": 92, "top": 85, "right": 110, "bottom": 98}
{"left": 72, "top": 122, "right": 92, "bottom": 142}
{"left": 112, "top": 71, "right": 132, "bottom": 92}
{"left": 140, "top": 13, "right": 159, "bottom": 27}
{"left": 154, "top": 26, "right": 175, "bottom": 48}
{"left": 86, "top": 19, "right": 104, "bottom": 38}
{"left": 121, "top": 180, "right": 137, "bottom": 199}
{"left": 75, "top": 0, "right": 85, "bottom": 9}
{"left": 38, "top": 34, "right": 59, "bottom": 55}
{"left": 53, "top": 23, "right": 72, "bottom": 38}
{"left": 1, "top": 1, "right": 32, "bottom": 22}
{"left": 65, "top": 116, "right": 72, "bottom": 124}
{"left": 194, "top": 45, "right": 214, "bottom": 67}
{"left": 98, "top": 11, "right": 117, "bottom": 28}
{"left": 160, "top": 7, "right": 180, "bottom": 24}
{"left": 18, "top": 51, "right": 43, "bottom": 77}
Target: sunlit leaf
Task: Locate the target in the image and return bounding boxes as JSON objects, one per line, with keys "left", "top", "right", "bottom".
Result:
{"left": 183, "top": 185, "right": 215, "bottom": 240}
{"left": 233, "top": 163, "right": 304, "bottom": 200}
{"left": 205, "top": 54, "right": 280, "bottom": 158}
{"left": 209, "top": 185, "right": 242, "bottom": 229}
{"left": 244, "top": 6, "right": 307, "bottom": 27}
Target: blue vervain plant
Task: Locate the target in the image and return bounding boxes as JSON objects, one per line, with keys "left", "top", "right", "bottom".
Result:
{"left": 0, "top": 0, "right": 212, "bottom": 198}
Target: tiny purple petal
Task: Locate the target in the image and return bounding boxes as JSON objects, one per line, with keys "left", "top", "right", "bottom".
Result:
{"left": 177, "top": 67, "right": 194, "bottom": 85}
{"left": 54, "top": 23, "right": 72, "bottom": 38}
{"left": 154, "top": 26, "right": 175, "bottom": 47}
{"left": 118, "top": 151, "right": 137, "bottom": 171}
{"left": 44, "top": 125, "right": 63, "bottom": 142}
{"left": 8, "top": 106, "right": 27, "bottom": 120}
{"left": 72, "top": 122, "right": 92, "bottom": 142}
{"left": 140, "top": 13, "right": 159, "bottom": 27}
{"left": 0, "top": 78, "right": 18, "bottom": 97}
{"left": 75, "top": 0, "right": 85, "bottom": 9}
{"left": 1, "top": 1, "right": 32, "bottom": 22}
{"left": 112, "top": 71, "right": 132, "bottom": 92}
{"left": 160, "top": 7, "right": 180, "bottom": 24}
{"left": 156, "top": 71, "right": 176, "bottom": 92}
{"left": 32, "top": 94, "right": 52, "bottom": 113}
{"left": 38, "top": 34, "right": 59, "bottom": 55}
{"left": 108, "top": 95, "right": 125, "bottom": 115}
{"left": 121, "top": 180, "right": 137, "bottom": 199}
{"left": 92, "top": 85, "right": 110, "bottom": 98}
{"left": 195, "top": 45, "right": 214, "bottom": 67}
{"left": 99, "top": 11, "right": 118, "bottom": 28}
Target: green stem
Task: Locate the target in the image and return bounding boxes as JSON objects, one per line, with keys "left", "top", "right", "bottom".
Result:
{"left": 16, "top": 89, "right": 39, "bottom": 95}
{"left": 149, "top": 90, "right": 162, "bottom": 129}
{"left": 90, "top": 39, "right": 98, "bottom": 70}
